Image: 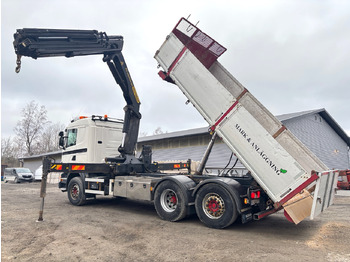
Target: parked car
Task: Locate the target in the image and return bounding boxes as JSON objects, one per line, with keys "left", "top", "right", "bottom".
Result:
{"left": 3, "top": 168, "right": 34, "bottom": 183}
{"left": 34, "top": 165, "right": 43, "bottom": 181}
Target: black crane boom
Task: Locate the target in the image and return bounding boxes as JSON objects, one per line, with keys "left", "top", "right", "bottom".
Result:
{"left": 13, "top": 28, "right": 141, "bottom": 159}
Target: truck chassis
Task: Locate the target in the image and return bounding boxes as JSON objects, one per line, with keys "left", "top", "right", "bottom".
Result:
{"left": 46, "top": 157, "right": 265, "bottom": 228}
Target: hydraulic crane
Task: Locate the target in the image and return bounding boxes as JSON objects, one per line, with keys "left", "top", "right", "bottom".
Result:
{"left": 13, "top": 28, "right": 154, "bottom": 172}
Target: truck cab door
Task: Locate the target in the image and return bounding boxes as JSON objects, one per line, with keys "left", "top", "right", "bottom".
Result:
{"left": 62, "top": 127, "right": 88, "bottom": 163}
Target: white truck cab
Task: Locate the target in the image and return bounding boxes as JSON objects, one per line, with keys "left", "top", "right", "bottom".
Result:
{"left": 59, "top": 115, "right": 123, "bottom": 163}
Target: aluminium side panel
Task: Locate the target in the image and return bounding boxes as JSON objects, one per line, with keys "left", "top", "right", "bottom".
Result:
{"left": 155, "top": 33, "right": 185, "bottom": 71}
{"left": 216, "top": 106, "right": 309, "bottom": 202}
{"left": 158, "top": 43, "right": 309, "bottom": 202}
{"left": 310, "top": 170, "right": 338, "bottom": 219}
{"left": 210, "top": 61, "right": 328, "bottom": 173}
{"left": 169, "top": 49, "right": 236, "bottom": 124}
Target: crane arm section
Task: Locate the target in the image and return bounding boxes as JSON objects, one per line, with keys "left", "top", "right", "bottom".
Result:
{"left": 13, "top": 28, "right": 141, "bottom": 157}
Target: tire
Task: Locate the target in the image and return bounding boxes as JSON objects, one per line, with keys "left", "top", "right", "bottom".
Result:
{"left": 154, "top": 180, "right": 187, "bottom": 222}
{"left": 195, "top": 183, "right": 238, "bottom": 229}
{"left": 67, "top": 177, "right": 86, "bottom": 206}
{"left": 14, "top": 177, "right": 19, "bottom": 183}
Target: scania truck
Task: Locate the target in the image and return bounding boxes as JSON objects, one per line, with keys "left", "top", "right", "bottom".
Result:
{"left": 13, "top": 18, "right": 344, "bottom": 228}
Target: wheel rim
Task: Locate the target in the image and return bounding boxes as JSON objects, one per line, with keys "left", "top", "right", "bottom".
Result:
{"left": 160, "top": 189, "right": 177, "bottom": 213}
{"left": 70, "top": 183, "right": 80, "bottom": 200}
{"left": 202, "top": 193, "right": 225, "bottom": 219}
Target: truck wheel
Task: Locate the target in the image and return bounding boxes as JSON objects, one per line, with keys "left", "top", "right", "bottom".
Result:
{"left": 67, "top": 177, "right": 86, "bottom": 206}
{"left": 195, "top": 183, "right": 238, "bottom": 229}
{"left": 154, "top": 181, "right": 187, "bottom": 222}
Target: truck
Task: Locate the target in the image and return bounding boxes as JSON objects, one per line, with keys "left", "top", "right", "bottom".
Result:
{"left": 13, "top": 18, "right": 344, "bottom": 228}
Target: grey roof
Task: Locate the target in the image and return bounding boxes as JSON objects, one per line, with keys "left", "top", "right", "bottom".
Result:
{"left": 139, "top": 108, "right": 350, "bottom": 146}
{"left": 19, "top": 150, "right": 62, "bottom": 160}
{"left": 276, "top": 109, "right": 323, "bottom": 122}
{"left": 138, "top": 127, "right": 209, "bottom": 142}
{"left": 277, "top": 108, "right": 349, "bottom": 146}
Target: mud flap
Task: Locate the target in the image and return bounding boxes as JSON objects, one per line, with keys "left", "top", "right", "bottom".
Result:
{"left": 241, "top": 209, "right": 253, "bottom": 224}
{"left": 310, "top": 170, "right": 338, "bottom": 220}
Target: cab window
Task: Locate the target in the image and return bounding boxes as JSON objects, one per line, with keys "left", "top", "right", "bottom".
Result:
{"left": 67, "top": 129, "right": 78, "bottom": 147}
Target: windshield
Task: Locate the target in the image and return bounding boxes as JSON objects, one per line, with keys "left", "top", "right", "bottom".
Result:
{"left": 16, "top": 168, "right": 31, "bottom": 173}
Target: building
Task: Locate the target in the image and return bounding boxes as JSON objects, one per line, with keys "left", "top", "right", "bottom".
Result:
{"left": 19, "top": 151, "right": 62, "bottom": 182}
{"left": 21, "top": 108, "right": 349, "bottom": 179}
{"left": 137, "top": 109, "right": 350, "bottom": 173}
{"left": 276, "top": 109, "right": 349, "bottom": 169}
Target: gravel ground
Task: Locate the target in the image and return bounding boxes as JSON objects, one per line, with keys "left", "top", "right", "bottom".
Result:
{"left": 1, "top": 182, "right": 350, "bottom": 262}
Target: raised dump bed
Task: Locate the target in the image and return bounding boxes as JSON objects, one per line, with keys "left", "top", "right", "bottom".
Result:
{"left": 155, "top": 17, "right": 339, "bottom": 223}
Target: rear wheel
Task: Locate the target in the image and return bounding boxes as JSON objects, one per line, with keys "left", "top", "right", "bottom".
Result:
{"left": 195, "top": 183, "right": 238, "bottom": 229}
{"left": 154, "top": 181, "right": 187, "bottom": 222}
{"left": 67, "top": 177, "right": 86, "bottom": 206}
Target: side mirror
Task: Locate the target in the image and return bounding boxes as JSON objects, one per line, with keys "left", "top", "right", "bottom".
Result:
{"left": 58, "top": 131, "right": 65, "bottom": 149}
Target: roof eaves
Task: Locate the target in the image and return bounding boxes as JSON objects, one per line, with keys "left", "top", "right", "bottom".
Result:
{"left": 19, "top": 150, "right": 63, "bottom": 160}
{"left": 277, "top": 108, "right": 325, "bottom": 122}
{"left": 138, "top": 127, "right": 209, "bottom": 142}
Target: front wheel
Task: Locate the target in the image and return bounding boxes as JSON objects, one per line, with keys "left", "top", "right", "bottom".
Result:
{"left": 67, "top": 177, "right": 86, "bottom": 206}
{"left": 154, "top": 181, "right": 187, "bottom": 222}
{"left": 195, "top": 183, "right": 238, "bottom": 229}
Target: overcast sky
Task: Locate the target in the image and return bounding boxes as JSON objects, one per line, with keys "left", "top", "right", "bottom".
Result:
{"left": 2, "top": 0, "right": 350, "bottom": 140}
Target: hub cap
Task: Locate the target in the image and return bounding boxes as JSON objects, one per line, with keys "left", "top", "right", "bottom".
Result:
{"left": 160, "top": 189, "right": 177, "bottom": 213}
{"left": 70, "top": 184, "right": 79, "bottom": 200}
{"left": 202, "top": 193, "right": 225, "bottom": 219}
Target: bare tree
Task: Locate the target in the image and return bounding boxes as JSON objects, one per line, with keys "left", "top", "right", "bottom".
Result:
{"left": 1, "top": 136, "right": 20, "bottom": 166}
{"left": 39, "top": 122, "right": 65, "bottom": 153}
{"left": 1, "top": 137, "right": 14, "bottom": 158}
{"left": 2, "top": 137, "right": 14, "bottom": 162}
{"left": 153, "top": 127, "right": 166, "bottom": 135}
{"left": 139, "top": 131, "right": 148, "bottom": 137}
{"left": 14, "top": 100, "right": 48, "bottom": 156}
